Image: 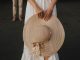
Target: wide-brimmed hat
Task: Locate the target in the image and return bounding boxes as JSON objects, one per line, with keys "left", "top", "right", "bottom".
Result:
{"left": 23, "top": 14, "right": 65, "bottom": 57}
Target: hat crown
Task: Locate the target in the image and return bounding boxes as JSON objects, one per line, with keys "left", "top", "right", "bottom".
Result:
{"left": 30, "top": 25, "right": 51, "bottom": 43}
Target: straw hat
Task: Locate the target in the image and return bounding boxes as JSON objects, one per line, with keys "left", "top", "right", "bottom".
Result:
{"left": 23, "top": 14, "right": 65, "bottom": 57}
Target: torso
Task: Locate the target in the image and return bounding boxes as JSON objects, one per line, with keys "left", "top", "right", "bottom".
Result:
{"left": 25, "top": 0, "right": 57, "bottom": 23}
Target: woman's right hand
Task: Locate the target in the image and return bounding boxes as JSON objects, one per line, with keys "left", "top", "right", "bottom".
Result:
{"left": 37, "top": 11, "right": 45, "bottom": 19}
{"left": 36, "top": 7, "right": 45, "bottom": 19}
{"left": 28, "top": 0, "right": 44, "bottom": 19}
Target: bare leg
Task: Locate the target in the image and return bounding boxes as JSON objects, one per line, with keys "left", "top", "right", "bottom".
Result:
{"left": 12, "top": 0, "right": 17, "bottom": 21}
{"left": 18, "top": 0, "right": 23, "bottom": 21}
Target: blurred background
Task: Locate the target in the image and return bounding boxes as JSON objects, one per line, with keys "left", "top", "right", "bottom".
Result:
{"left": 0, "top": 0, "right": 80, "bottom": 60}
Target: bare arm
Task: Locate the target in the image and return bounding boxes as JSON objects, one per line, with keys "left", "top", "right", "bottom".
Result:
{"left": 48, "top": 0, "right": 57, "bottom": 10}
{"left": 44, "top": 0, "right": 57, "bottom": 20}
{"left": 28, "top": 0, "right": 43, "bottom": 13}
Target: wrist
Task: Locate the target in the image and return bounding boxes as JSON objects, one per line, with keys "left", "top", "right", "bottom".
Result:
{"left": 35, "top": 7, "right": 43, "bottom": 13}
{"left": 47, "top": 6, "right": 53, "bottom": 12}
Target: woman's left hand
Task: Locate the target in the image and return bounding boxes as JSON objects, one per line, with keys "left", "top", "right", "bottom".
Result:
{"left": 43, "top": 7, "right": 53, "bottom": 21}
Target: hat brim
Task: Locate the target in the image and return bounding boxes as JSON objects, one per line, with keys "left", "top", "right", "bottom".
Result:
{"left": 23, "top": 14, "right": 65, "bottom": 56}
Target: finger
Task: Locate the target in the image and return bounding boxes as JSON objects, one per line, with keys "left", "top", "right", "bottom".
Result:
{"left": 38, "top": 11, "right": 42, "bottom": 17}
{"left": 40, "top": 12, "right": 42, "bottom": 17}
{"left": 38, "top": 13, "right": 40, "bottom": 18}
{"left": 45, "top": 12, "right": 52, "bottom": 21}
{"left": 41, "top": 11, "right": 44, "bottom": 18}
{"left": 45, "top": 14, "right": 51, "bottom": 21}
{"left": 38, "top": 12, "right": 42, "bottom": 18}
{"left": 43, "top": 10, "right": 47, "bottom": 20}
{"left": 45, "top": 12, "right": 50, "bottom": 20}
{"left": 40, "top": 11, "right": 44, "bottom": 19}
{"left": 44, "top": 13, "right": 47, "bottom": 20}
{"left": 46, "top": 15, "right": 51, "bottom": 21}
{"left": 44, "top": 13, "right": 49, "bottom": 21}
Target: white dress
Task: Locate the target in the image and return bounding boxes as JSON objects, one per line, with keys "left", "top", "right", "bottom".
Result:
{"left": 21, "top": 0, "right": 59, "bottom": 60}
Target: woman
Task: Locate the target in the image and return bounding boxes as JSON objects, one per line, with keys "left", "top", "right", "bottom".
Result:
{"left": 21, "top": 0, "right": 59, "bottom": 60}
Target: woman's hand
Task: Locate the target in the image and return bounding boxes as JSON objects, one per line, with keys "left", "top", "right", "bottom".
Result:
{"left": 36, "top": 7, "right": 45, "bottom": 19}
{"left": 43, "top": 7, "right": 53, "bottom": 21}
{"left": 37, "top": 10, "right": 45, "bottom": 19}
{"left": 28, "top": 0, "right": 44, "bottom": 19}
{"left": 43, "top": 0, "right": 57, "bottom": 21}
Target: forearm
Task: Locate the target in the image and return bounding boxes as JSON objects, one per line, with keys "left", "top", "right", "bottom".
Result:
{"left": 28, "top": 0, "right": 42, "bottom": 11}
{"left": 48, "top": 0, "right": 57, "bottom": 9}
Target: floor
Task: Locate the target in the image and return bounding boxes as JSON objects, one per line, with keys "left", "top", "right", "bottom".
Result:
{"left": 0, "top": 1, "right": 80, "bottom": 60}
